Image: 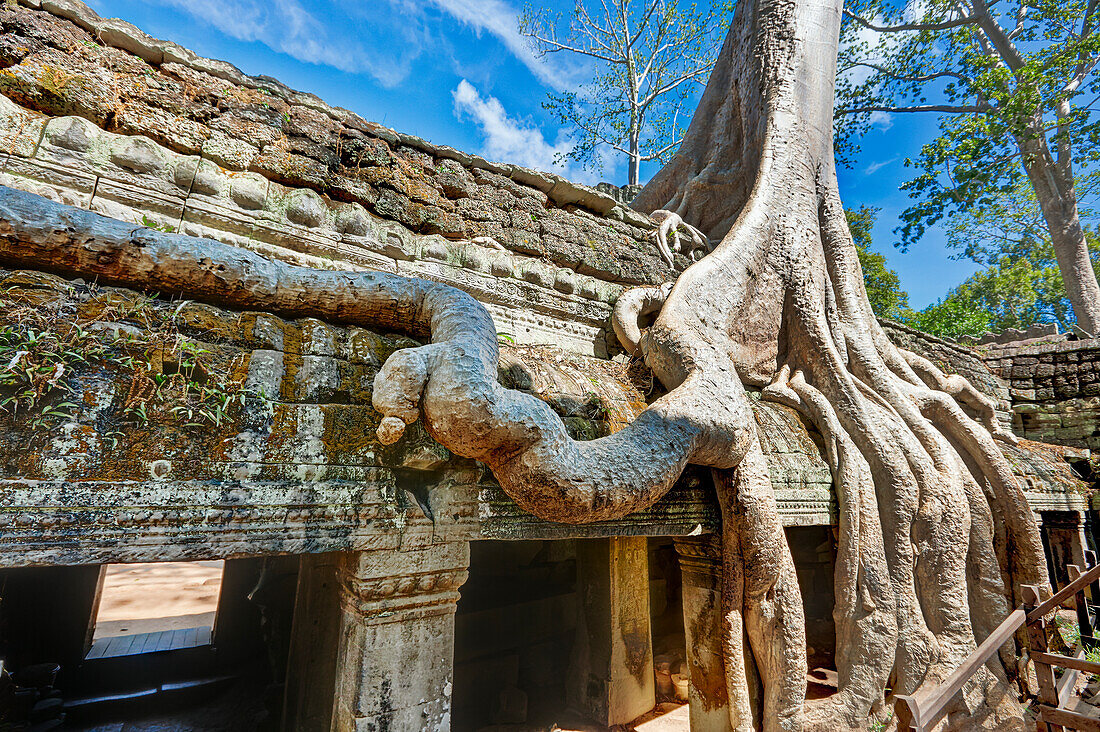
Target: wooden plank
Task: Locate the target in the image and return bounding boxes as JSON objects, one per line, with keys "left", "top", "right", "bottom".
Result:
{"left": 139, "top": 630, "right": 166, "bottom": 654}
{"left": 1033, "top": 651, "right": 1100, "bottom": 676}
{"left": 1057, "top": 646, "right": 1084, "bottom": 709}
{"left": 166, "top": 628, "right": 186, "bottom": 652}
{"left": 180, "top": 627, "right": 199, "bottom": 650}
{"left": 1028, "top": 617, "right": 1064, "bottom": 732}
{"left": 103, "top": 633, "right": 136, "bottom": 659}
{"left": 85, "top": 638, "right": 108, "bottom": 660}
{"left": 893, "top": 695, "right": 918, "bottom": 731}
{"left": 154, "top": 628, "right": 175, "bottom": 652}
{"left": 1029, "top": 563, "right": 1100, "bottom": 622}
{"left": 1039, "top": 705, "right": 1100, "bottom": 731}
{"left": 132, "top": 631, "right": 156, "bottom": 655}
{"left": 891, "top": 609, "right": 1027, "bottom": 731}
{"left": 1070, "top": 566, "right": 1095, "bottom": 645}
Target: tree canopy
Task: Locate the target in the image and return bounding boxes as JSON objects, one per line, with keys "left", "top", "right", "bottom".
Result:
{"left": 847, "top": 205, "right": 912, "bottom": 322}
{"left": 519, "top": 0, "right": 731, "bottom": 186}
{"left": 837, "top": 0, "right": 1100, "bottom": 331}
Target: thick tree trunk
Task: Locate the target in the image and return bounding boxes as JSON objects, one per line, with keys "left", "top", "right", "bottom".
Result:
{"left": 1018, "top": 128, "right": 1100, "bottom": 333}
{"left": 0, "top": 0, "right": 1049, "bottom": 727}
{"left": 631, "top": 0, "right": 1047, "bottom": 728}
{"left": 1049, "top": 207, "right": 1100, "bottom": 334}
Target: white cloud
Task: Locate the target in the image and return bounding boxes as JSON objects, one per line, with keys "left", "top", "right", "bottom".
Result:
{"left": 864, "top": 157, "right": 898, "bottom": 175}
{"left": 868, "top": 111, "right": 894, "bottom": 130}
{"left": 452, "top": 79, "right": 582, "bottom": 177}
{"left": 121, "top": 0, "right": 573, "bottom": 91}
{"left": 423, "top": 0, "right": 574, "bottom": 90}
{"left": 133, "top": 0, "right": 426, "bottom": 87}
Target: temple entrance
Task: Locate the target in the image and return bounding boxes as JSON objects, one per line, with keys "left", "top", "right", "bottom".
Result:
{"left": 786, "top": 525, "right": 839, "bottom": 699}
{"left": 0, "top": 559, "right": 285, "bottom": 731}
{"left": 453, "top": 539, "right": 580, "bottom": 731}
{"left": 453, "top": 538, "right": 688, "bottom": 731}
{"left": 88, "top": 560, "right": 223, "bottom": 659}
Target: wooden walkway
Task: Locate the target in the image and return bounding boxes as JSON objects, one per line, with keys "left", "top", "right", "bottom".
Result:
{"left": 85, "top": 626, "right": 212, "bottom": 660}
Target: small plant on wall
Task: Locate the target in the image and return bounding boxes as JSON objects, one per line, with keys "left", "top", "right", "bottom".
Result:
{"left": 0, "top": 278, "right": 256, "bottom": 441}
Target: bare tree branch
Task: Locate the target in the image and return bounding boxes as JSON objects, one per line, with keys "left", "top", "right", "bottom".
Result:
{"left": 843, "top": 8, "right": 976, "bottom": 32}
{"left": 841, "top": 62, "right": 966, "bottom": 83}
{"left": 838, "top": 103, "right": 990, "bottom": 114}
{"left": 641, "top": 134, "right": 684, "bottom": 161}
{"left": 640, "top": 65, "right": 712, "bottom": 108}
{"left": 524, "top": 32, "right": 621, "bottom": 63}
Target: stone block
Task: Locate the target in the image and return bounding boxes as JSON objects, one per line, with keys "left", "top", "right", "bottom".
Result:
{"left": 1012, "top": 365, "right": 1035, "bottom": 379}
{"left": 568, "top": 537, "right": 655, "bottom": 726}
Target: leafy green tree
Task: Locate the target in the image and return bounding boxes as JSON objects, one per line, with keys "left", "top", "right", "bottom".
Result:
{"left": 938, "top": 177, "right": 1100, "bottom": 332}
{"left": 519, "top": 1, "right": 731, "bottom": 186}
{"left": 891, "top": 229, "right": 1100, "bottom": 340}
{"left": 846, "top": 205, "right": 912, "bottom": 320}
{"left": 837, "top": 0, "right": 1100, "bottom": 332}
{"left": 907, "top": 292, "right": 993, "bottom": 340}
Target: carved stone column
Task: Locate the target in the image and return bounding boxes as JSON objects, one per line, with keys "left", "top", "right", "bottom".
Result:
{"left": 675, "top": 535, "right": 750, "bottom": 732}
{"left": 330, "top": 541, "right": 470, "bottom": 732}
{"left": 567, "top": 536, "right": 655, "bottom": 726}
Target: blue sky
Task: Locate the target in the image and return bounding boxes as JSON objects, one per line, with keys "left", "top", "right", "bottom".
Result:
{"left": 85, "top": 0, "right": 979, "bottom": 309}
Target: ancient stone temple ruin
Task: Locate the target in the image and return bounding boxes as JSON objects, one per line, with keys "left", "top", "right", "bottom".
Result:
{"left": 0, "top": 1, "right": 1096, "bottom": 731}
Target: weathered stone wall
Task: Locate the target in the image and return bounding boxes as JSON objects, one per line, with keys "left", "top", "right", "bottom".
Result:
{"left": 0, "top": 1, "right": 1082, "bottom": 554}
{"left": 881, "top": 319, "right": 1011, "bottom": 405}
{"left": 0, "top": 266, "right": 868, "bottom": 567}
{"left": 0, "top": 0, "right": 697, "bottom": 358}
{"left": 977, "top": 338, "right": 1100, "bottom": 453}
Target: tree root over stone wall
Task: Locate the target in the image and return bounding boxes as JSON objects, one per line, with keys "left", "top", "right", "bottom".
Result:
{"left": 0, "top": 0, "right": 1049, "bottom": 728}
{"left": 626, "top": 0, "right": 1047, "bottom": 729}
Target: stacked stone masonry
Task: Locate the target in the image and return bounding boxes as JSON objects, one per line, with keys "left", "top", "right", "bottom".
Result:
{"left": 978, "top": 338, "right": 1100, "bottom": 454}
{"left": 0, "top": 0, "right": 700, "bottom": 359}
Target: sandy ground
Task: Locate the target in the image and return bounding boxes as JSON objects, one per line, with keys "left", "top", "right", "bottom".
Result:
{"left": 93, "top": 561, "right": 224, "bottom": 640}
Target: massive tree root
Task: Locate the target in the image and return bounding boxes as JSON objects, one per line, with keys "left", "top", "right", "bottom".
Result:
{"left": 623, "top": 0, "right": 1048, "bottom": 728}
{"left": 0, "top": 0, "right": 1049, "bottom": 727}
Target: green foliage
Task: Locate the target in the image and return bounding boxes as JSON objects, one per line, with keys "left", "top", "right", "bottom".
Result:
{"left": 0, "top": 313, "right": 103, "bottom": 429}
{"left": 519, "top": 0, "right": 732, "bottom": 183}
{"left": 925, "top": 179, "right": 1100, "bottom": 335}
{"left": 0, "top": 284, "right": 255, "bottom": 439}
{"left": 843, "top": 203, "right": 1059, "bottom": 340}
{"left": 906, "top": 292, "right": 992, "bottom": 340}
{"left": 836, "top": 0, "right": 1100, "bottom": 249}
{"left": 847, "top": 206, "right": 912, "bottom": 321}
{"left": 140, "top": 213, "right": 175, "bottom": 234}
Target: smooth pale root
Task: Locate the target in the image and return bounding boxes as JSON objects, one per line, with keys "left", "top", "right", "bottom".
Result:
{"left": 615, "top": 0, "right": 1050, "bottom": 728}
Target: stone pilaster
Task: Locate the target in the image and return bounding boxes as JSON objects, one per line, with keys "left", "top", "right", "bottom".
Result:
{"left": 675, "top": 536, "right": 743, "bottom": 732}
{"left": 1040, "top": 511, "right": 1089, "bottom": 591}
{"left": 567, "top": 536, "right": 656, "bottom": 726}
{"left": 283, "top": 553, "right": 343, "bottom": 732}
{"left": 330, "top": 542, "right": 470, "bottom": 732}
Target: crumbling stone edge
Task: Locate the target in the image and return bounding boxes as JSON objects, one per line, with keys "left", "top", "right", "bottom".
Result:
{"left": 17, "top": 0, "right": 654, "bottom": 229}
